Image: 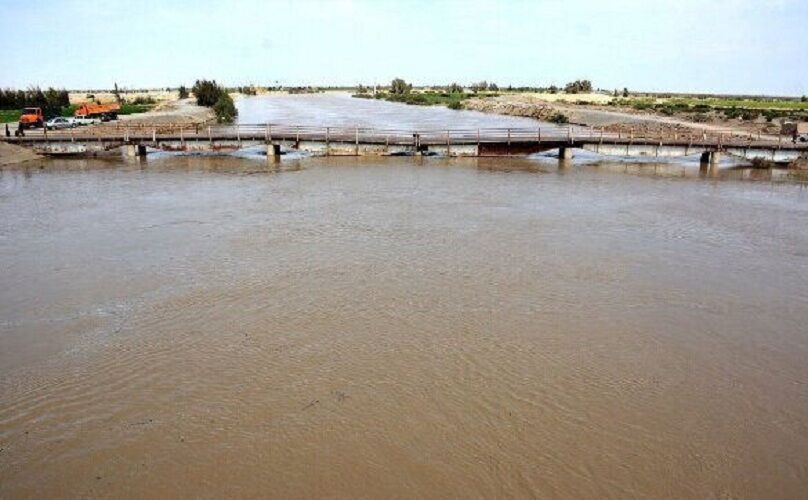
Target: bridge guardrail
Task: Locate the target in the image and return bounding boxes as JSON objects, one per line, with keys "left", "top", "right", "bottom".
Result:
{"left": 6, "top": 123, "right": 801, "bottom": 148}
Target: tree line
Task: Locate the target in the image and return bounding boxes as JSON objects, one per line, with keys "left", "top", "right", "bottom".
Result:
{"left": 0, "top": 87, "right": 71, "bottom": 114}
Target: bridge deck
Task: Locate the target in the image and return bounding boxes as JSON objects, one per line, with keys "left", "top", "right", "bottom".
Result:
{"left": 2, "top": 124, "right": 807, "bottom": 154}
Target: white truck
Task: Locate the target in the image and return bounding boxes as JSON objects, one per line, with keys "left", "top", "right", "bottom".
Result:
{"left": 70, "top": 116, "right": 102, "bottom": 126}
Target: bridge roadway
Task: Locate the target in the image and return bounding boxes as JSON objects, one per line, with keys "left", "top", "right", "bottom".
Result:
{"left": 2, "top": 123, "right": 807, "bottom": 162}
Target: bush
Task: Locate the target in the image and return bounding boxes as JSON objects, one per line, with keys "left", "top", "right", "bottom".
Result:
{"left": 390, "top": 78, "right": 412, "bottom": 95}
{"left": 741, "top": 110, "right": 760, "bottom": 121}
{"left": 131, "top": 95, "right": 156, "bottom": 105}
{"left": 192, "top": 79, "right": 225, "bottom": 106}
{"left": 178, "top": 85, "right": 189, "bottom": 99}
{"left": 564, "top": 80, "right": 593, "bottom": 94}
{"left": 213, "top": 93, "right": 237, "bottom": 123}
{"left": 446, "top": 82, "right": 463, "bottom": 94}
{"left": 447, "top": 100, "right": 462, "bottom": 110}
{"left": 470, "top": 81, "right": 488, "bottom": 92}
{"left": 549, "top": 112, "right": 569, "bottom": 124}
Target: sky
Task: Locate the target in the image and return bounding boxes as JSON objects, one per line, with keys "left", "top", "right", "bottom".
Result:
{"left": 1, "top": 0, "right": 806, "bottom": 95}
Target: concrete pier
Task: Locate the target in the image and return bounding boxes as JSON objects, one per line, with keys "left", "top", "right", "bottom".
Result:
{"left": 267, "top": 143, "right": 281, "bottom": 161}
{"left": 125, "top": 144, "right": 147, "bottom": 157}
{"left": 559, "top": 147, "right": 574, "bottom": 160}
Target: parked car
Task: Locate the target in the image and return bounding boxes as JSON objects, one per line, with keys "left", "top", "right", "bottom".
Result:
{"left": 45, "top": 117, "right": 75, "bottom": 130}
{"left": 71, "top": 116, "right": 101, "bottom": 126}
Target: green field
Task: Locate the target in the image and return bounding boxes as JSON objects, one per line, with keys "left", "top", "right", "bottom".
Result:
{"left": 119, "top": 103, "right": 155, "bottom": 115}
{"left": 0, "top": 109, "right": 21, "bottom": 123}
{"left": 355, "top": 91, "right": 499, "bottom": 109}
{"left": 613, "top": 96, "right": 808, "bottom": 111}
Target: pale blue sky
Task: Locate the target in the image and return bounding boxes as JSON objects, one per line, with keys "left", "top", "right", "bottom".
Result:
{"left": 1, "top": 0, "right": 806, "bottom": 95}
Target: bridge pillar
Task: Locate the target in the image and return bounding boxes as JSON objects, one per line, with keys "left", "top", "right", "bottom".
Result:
{"left": 559, "top": 147, "right": 574, "bottom": 160}
{"left": 267, "top": 143, "right": 281, "bottom": 161}
{"left": 125, "top": 144, "right": 147, "bottom": 157}
{"left": 700, "top": 151, "right": 711, "bottom": 164}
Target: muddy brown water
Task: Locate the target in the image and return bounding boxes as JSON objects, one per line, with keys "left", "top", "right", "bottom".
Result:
{"left": 1, "top": 95, "right": 808, "bottom": 498}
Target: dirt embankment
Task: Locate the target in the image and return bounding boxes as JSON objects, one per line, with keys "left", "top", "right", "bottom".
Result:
{"left": 118, "top": 98, "right": 214, "bottom": 125}
{"left": 0, "top": 141, "right": 40, "bottom": 167}
{"left": 464, "top": 94, "right": 783, "bottom": 136}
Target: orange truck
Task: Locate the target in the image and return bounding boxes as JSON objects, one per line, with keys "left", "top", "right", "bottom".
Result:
{"left": 19, "top": 107, "right": 44, "bottom": 129}
{"left": 74, "top": 103, "right": 121, "bottom": 121}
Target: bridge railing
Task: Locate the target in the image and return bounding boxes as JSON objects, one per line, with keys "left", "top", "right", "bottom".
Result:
{"left": 10, "top": 122, "right": 799, "bottom": 147}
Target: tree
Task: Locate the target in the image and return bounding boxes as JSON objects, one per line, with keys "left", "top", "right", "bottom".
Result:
{"left": 113, "top": 82, "right": 122, "bottom": 104}
{"left": 613, "top": 89, "right": 619, "bottom": 97}
{"left": 213, "top": 93, "right": 237, "bottom": 123}
{"left": 192, "top": 79, "right": 224, "bottom": 106}
{"left": 178, "top": 85, "right": 189, "bottom": 99}
{"left": 488, "top": 82, "right": 499, "bottom": 91}
{"left": 548, "top": 85, "right": 559, "bottom": 94}
{"left": 622, "top": 87, "right": 630, "bottom": 98}
{"left": 470, "top": 81, "right": 488, "bottom": 93}
{"left": 446, "top": 82, "right": 463, "bottom": 94}
{"left": 357, "top": 84, "right": 367, "bottom": 94}
{"left": 563, "top": 80, "right": 592, "bottom": 94}
{"left": 802, "top": 95, "right": 807, "bottom": 103}
{"left": 390, "top": 78, "right": 411, "bottom": 95}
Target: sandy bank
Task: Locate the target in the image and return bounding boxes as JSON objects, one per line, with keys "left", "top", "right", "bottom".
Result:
{"left": 117, "top": 98, "right": 214, "bottom": 125}
{"left": 0, "top": 141, "right": 41, "bottom": 167}
{"left": 464, "top": 94, "right": 782, "bottom": 137}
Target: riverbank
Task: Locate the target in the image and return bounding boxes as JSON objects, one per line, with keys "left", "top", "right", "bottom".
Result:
{"left": 463, "top": 93, "right": 800, "bottom": 136}
{"left": 0, "top": 141, "right": 40, "bottom": 166}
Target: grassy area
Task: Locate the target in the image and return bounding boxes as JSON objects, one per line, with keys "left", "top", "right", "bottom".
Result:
{"left": 609, "top": 96, "right": 808, "bottom": 123}
{"left": 665, "top": 97, "right": 808, "bottom": 111}
{"left": 118, "top": 103, "right": 155, "bottom": 115}
{"left": 612, "top": 97, "right": 808, "bottom": 112}
{"left": 354, "top": 91, "right": 499, "bottom": 109}
{"left": 0, "top": 110, "right": 21, "bottom": 123}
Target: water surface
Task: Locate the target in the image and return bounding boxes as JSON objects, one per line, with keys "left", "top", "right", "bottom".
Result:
{"left": 1, "top": 95, "right": 808, "bottom": 498}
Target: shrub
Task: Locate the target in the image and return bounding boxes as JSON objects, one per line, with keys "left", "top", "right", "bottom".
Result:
{"left": 131, "top": 95, "right": 156, "bottom": 105}
{"left": 564, "top": 80, "right": 592, "bottom": 94}
{"left": 192, "top": 79, "right": 225, "bottom": 106}
{"left": 178, "top": 85, "right": 189, "bottom": 99}
{"left": 622, "top": 87, "right": 629, "bottom": 98}
{"left": 446, "top": 82, "right": 463, "bottom": 94}
{"left": 549, "top": 112, "right": 569, "bottom": 124}
{"left": 447, "top": 100, "right": 462, "bottom": 110}
{"left": 390, "top": 78, "right": 412, "bottom": 95}
{"left": 213, "top": 93, "right": 237, "bottom": 123}
{"left": 470, "top": 81, "right": 488, "bottom": 93}
{"left": 741, "top": 110, "right": 760, "bottom": 121}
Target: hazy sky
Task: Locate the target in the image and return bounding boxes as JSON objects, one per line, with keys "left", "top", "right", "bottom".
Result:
{"left": 1, "top": 0, "right": 806, "bottom": 95}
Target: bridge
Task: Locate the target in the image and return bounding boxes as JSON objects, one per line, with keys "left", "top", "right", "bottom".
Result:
{"left": 3, "top": 123, "right": 806, "bottom": 166}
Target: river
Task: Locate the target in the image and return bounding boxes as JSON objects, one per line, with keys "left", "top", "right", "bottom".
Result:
{"left": 1, "top": 94, "right": 807, "bottom": 498}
